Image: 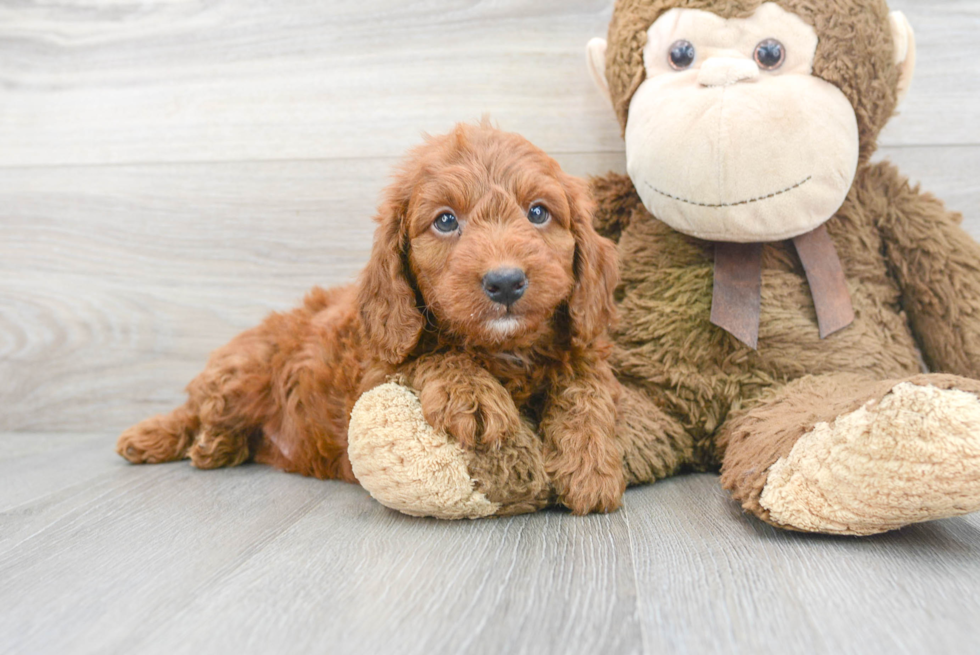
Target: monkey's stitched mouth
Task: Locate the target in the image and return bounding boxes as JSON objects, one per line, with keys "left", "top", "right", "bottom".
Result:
{"left": 643, "top": 175, "right": 812, "bottom": 209}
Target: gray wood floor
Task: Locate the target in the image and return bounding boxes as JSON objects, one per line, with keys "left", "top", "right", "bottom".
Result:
{"left": 2, "top": 1, "right": 979, "bottom": 654}
{"left": 4, "top": 435, "right": 980, "bottom": 655}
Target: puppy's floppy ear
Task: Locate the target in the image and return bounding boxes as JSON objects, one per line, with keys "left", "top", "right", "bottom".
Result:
{"left": 563, "top": 171, "right": 619, "bottom": 347}
{"left": 357, "top": 181, "right": 425, "bottom": 365}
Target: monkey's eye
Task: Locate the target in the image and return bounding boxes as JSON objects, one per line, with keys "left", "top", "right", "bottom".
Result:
{"left": 668, "top": 40, "right": 696, "bottom": 70}
{"left": 433, "top": 212, "right": 459, "bottom": 234}
{"left": 527, "top": 204, "right": 550, "bottom": 226}
{"left": 754, "top": 39, "right": 785, "bottom": 70}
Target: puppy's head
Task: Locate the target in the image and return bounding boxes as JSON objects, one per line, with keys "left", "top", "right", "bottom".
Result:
{"left": 359, "top": 122, "right": 618, "bottom": 363}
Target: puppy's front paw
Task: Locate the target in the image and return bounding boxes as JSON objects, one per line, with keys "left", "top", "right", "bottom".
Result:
{"left": 547, "top": 449, "right": 626, "bottom": 515}
{"left": 556, "top": 469, "right": 626, "bottom": 515}
{"left": 419, "top": 378, "right": 523, "bottom": 449}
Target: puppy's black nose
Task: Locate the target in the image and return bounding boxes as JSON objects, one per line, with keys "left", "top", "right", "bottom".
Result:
{"left": 482, "top": 268, "right": 527, "bottom": 306}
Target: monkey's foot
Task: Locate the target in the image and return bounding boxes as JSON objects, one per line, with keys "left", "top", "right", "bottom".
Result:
{"left": 348, "top": 383, "right": 550, "bottom": 519}
{"left": 760, "top": 381, "right": 980, "bottom": 535}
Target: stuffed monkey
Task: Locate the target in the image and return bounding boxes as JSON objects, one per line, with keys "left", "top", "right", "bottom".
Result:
{"left": 348, "top": 0, "right": 980, "bottom": 535}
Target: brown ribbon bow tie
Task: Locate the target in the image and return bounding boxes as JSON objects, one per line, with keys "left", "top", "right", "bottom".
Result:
{"left": 710, "top": 224, "right": 855, "bottom": 349}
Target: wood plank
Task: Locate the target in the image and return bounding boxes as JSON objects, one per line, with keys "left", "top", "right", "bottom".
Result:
{"left": 879, "top": 0, "right": 980, "bottom": 147}
{"left": 0, "top": 444, "right": 642, "bottom": 655}
{"left": 0, "top": 0, "right": 620, "bottom": 167}
{"left": 625, "top": 474, "right": 980, "bottom": 655}
{"left": 0, "top": 157, "right": 380, "bottom": 433}
{"left": 0, "top": 0, "right": 976, "bottom": 169}
{"left": 0, "top": 460, "right": 360, "bottom": 654}
{"left": 0, "top": 433, "right": 113, "bottom": 512}
{"left": 0, "top": 432, "right": 107, "bottom": 461}
{"left": 125, "top": 506, "right": 642, "bottom": 655}
{"left": 4, "top": 440, "right": 978, "bottom": 655}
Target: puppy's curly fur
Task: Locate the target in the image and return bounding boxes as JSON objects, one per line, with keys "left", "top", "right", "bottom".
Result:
{"left": 117, "top": 122, "right": 625, "bottom": 514}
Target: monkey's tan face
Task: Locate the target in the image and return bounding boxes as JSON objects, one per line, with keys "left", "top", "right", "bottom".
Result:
{"left": 618, "top": 3, "right": 862, "bottom": 243}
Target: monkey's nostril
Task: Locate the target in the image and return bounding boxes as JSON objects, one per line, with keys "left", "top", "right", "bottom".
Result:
{"left": 482, "top": 268, "right": 528, "bottom": 306}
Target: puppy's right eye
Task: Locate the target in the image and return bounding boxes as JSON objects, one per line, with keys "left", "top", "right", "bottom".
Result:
{"left": 433, "top": 212, "right": 459, "bottom": 234}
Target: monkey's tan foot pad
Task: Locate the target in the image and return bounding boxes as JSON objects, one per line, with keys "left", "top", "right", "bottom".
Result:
{"left": 760, "top": 382, "right": 980, "bottom": 536}
{"left": 348, "top": 383, "right": 501, "bottom": 520}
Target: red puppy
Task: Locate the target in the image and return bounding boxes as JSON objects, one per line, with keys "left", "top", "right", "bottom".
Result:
{"left": 117, "top": 122, "right": 625, "bottom": 514}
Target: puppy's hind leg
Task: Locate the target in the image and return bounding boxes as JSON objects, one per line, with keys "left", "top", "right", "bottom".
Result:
{"left": 186, "top": 425, "right": 252, "bottom": 470}
{"left": 117, "top": 403, "right": 199, "bottom": 464}
{"left": 181, "top": 348, "right": 271, "bottom": 471}
{"left": 118, "top": 332, "right": 272, "bottom": 470}
{"left": 117, "top": 400, "right": 253, "bottom": 470}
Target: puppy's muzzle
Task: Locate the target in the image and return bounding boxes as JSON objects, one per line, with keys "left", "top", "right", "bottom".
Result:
{"left": 482, "top": 268, "right": 527, "bottom": 307}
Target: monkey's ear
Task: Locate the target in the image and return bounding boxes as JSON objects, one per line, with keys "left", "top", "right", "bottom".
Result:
{"left": 889, "top": 11, "right": 916, "bottom": 106}
{"left": 587, "top": 38, "right": 612, "bottom": 104}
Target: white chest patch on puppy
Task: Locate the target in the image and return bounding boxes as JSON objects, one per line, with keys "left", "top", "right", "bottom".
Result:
{"left": 486, "top": 316, "right": 523, "bottom": 337}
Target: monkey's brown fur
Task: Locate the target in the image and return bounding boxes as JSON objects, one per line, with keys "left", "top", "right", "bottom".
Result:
{"left": 117, "top": 123, "right": 625, "bottom": 515}
{"left": 591, "top": 0, "right": 980, "bottom": 529}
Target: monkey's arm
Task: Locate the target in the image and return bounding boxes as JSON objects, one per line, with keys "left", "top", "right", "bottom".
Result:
{"left": 590, "top": 172, "right": 643, "bottom": 243}
{"left": 872, "top": 161, "right": 980, "bottom": 379}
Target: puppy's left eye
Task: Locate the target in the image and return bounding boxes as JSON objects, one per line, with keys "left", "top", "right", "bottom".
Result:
{"left": 527, "top": 204, "right": 550, "bottom": 226}
{"left": 433, "top": 212, "right": 459, "bottom": 234}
